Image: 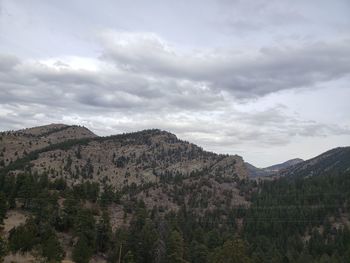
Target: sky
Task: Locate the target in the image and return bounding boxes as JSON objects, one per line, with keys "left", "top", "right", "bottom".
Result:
{"left": 0, "top": 0, "right": 349, "bottom": 167}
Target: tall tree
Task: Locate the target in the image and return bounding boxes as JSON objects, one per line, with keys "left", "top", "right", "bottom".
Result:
{"left": 72, "top": 236, "right": 93, "bottom": 263}
{"left": 96, "top": 210, "right": 112, "bottom": 253}
{"left": 211, "top": 238, "right": 251, "bottom": 263}
{"left": 167, "top": 230, "right": 188, "bottom": 263}
{"left": 0, "top": 191, "right": 7, "bottom": 224}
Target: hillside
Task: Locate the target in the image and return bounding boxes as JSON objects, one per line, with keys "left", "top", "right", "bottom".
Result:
{"left": 247, "top": 147, "right": 350, "bottom": 178}
{"left": 245, "top": 158, "right": 304, "bottom": 177}
{"left": 0, "top": 124, "right": 96, "bottom": 167}
{"left": 0, "top": 125, "right": 250, "bottom": 214}
{"left": 0, "top": 124, "right": 350, "bottom": 263}
{"left": 0, "top": 124, "right": 254, "bottom": 263}
{"left": 1, "top": 125, "right": 247, "bottom": 182}
{"left": 263, "top": 158, "right": 304, "bottom": 173}
{"left": 280, "top": 147, "right": 350, "bottom": 177}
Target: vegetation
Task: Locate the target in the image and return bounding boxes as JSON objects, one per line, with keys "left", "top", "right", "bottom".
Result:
{"left": 0, "top": 167, "right": 349, "bottom": 262}
{"left": 0, "top": 127, "right": 349, "bottom": 262}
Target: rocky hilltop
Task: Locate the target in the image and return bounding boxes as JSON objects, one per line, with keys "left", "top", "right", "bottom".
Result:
{"left": 0, "top": 124, "right": 96, "bottom": 166}
{"left": 0, "top": 124, "right": 250, "bottom": 212}
{"left": 1, "top": 124, "right": 248, "bottom": 183}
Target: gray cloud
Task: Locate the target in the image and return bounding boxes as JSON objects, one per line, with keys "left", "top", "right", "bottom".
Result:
{"left": 100, "top": 32, "right": 350, "bottom": 97}
{"left": 0, "top": 54, "right": 226, "bottom": 114}
{"left": 215, "top": 0, "right": 309, "bottom": 37}
{"left": 1, "top": 0, "right": 350, "bottom": 166}
{"left": 0, "top": 54, "right": 20, "bottom": 71}
{"left": 1, "top": 32, "right": 349, "bottom": 147}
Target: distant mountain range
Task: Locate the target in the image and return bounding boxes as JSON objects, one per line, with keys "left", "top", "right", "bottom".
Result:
{"left": 245, "top": 147, "right": 350, "bottom": 178}
{"left": 245, "top": 158, "right": 304, "bottom": 177}
{"left": 280, "top": 146, "right": 350, "bottom": 177}
{"left": 2, "top": 124, "right": 349, "bottom": 181}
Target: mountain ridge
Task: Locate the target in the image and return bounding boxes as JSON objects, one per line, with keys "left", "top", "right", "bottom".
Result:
{"left": 1, "top": 124, "right": 350, "bottom": 262}
{"left": 0, "top": 123, "right": 249, "bottom": 192}
{"left": 280, "top": 146, "right": 350, "bottom": 177}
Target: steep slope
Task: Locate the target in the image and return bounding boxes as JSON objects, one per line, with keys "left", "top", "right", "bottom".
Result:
{"left": 280, "top": 147, "right": 350, "bottom": 177}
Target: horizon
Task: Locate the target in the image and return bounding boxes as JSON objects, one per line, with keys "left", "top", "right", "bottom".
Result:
{"left": 1, "top": 0, "right": 350, "bottom": 166}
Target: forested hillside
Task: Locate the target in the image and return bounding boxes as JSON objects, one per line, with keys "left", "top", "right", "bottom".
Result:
{"left": 0, "top": 125, "right": 349, "bottom": 262}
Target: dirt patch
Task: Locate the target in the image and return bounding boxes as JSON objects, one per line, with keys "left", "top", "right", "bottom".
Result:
{"left": 3, "top": 253, "right": 37, "bottom": 263}
{"left": 2, "top": 209, "right": 28, "bottom": 237}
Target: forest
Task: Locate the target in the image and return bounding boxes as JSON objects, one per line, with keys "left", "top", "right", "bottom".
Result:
{"left": 1, "top": 167, "right": 350, "bottom": 263}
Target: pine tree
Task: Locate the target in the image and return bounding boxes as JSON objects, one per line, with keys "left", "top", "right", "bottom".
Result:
{"left": 0, "top": 235, "right": 6, "bottom": 262}
{"left": 211, "top": 238, "right": 251, "bottom": 263}
{"left": 41, "top": 233, "right": 64, "bottom": 262}
{"left": 0, "top": 191, "right": 7, "bottom": 224}
{"left": 72, "top": 236, "right": 93, "bottom": 263}
{"left": 96, "top": 210, "right": 112, "bottom": 253}
{"left": 190, "top": 241, "right": 208, "bottom": 263}
{"left": 124, "top": 250, "right": 136, "bottom": 263}
{"left": 167, "top": 230, "right": 187, "bottom": 263}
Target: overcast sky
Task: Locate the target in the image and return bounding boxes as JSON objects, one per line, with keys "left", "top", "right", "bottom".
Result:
{"left": 0, "top": 0, "right": 349, "bottom": 167}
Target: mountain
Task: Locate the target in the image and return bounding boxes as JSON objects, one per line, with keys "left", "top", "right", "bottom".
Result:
{"left": 244, "top": 162, "right": 270, "bottom": 177}
{"left": 280, "top": 146, "right": 350, "bottom": 177}
{"left": 0, "top": 124, "right": 249, "bottom": 211}
{"left": 0, "top": 124, "right": 253, "bottom": 262}
{"left": 0, "top": 124, "right": 96, "bottom": 167}
{"left": 245, "top": 158, "right": 304, "bottom": 177}
{"left": 1, "top": 124, "right": 248, "bottom": 181}
{"left": 1, "top": 124, "right": 350, "bottom": 262}
{"left": 263, "top": 158, "right": 304, "bottom": 173}
{"left": 247, "top": 146, "right": 350, "bottom": 178}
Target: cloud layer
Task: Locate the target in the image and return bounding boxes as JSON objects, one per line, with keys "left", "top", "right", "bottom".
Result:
{"left": 1, "top": 32, "right": 349, "bottom": 157}
{"left": 1, "top": 0, "right": 350, "bottom": 166}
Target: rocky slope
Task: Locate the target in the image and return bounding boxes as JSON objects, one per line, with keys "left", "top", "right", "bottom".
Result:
{"left": 0, "top": 124, "right": 96, "bottom": 167}
{"left": 2, "top": 127, "right": 247, "bottom": 181}
{"left": 0, "top": 124, "right": 250, "bottom": 212}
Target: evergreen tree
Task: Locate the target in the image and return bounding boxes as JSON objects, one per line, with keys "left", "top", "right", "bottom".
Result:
{"left": 72, "top": 236, "right": 93, "bottom": 263}
{"left": 0, "top": 191, "right": 7, "bottom": 224}
{"left": 8, "top": 218, "right": 38, "bottom": 253}
{"left": 211, "top": 238, "right": 251, "bottom": 263}
{"left": 190, "top": 241, "right": 208, "bottom": 263}
{"left": 41, "top": 232, "right": 64, "bottom": 262}
{"left": 124, "top": 250, "right": 136, "bottom": 263}
{"left": 167, "top": 230, "right": 187, "bottom": 263}
{"left": 0, "top": 236, "right": 6, "bottom": 262}
{"left": 96, "top": 210, "right": 112, "bottom": 253}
